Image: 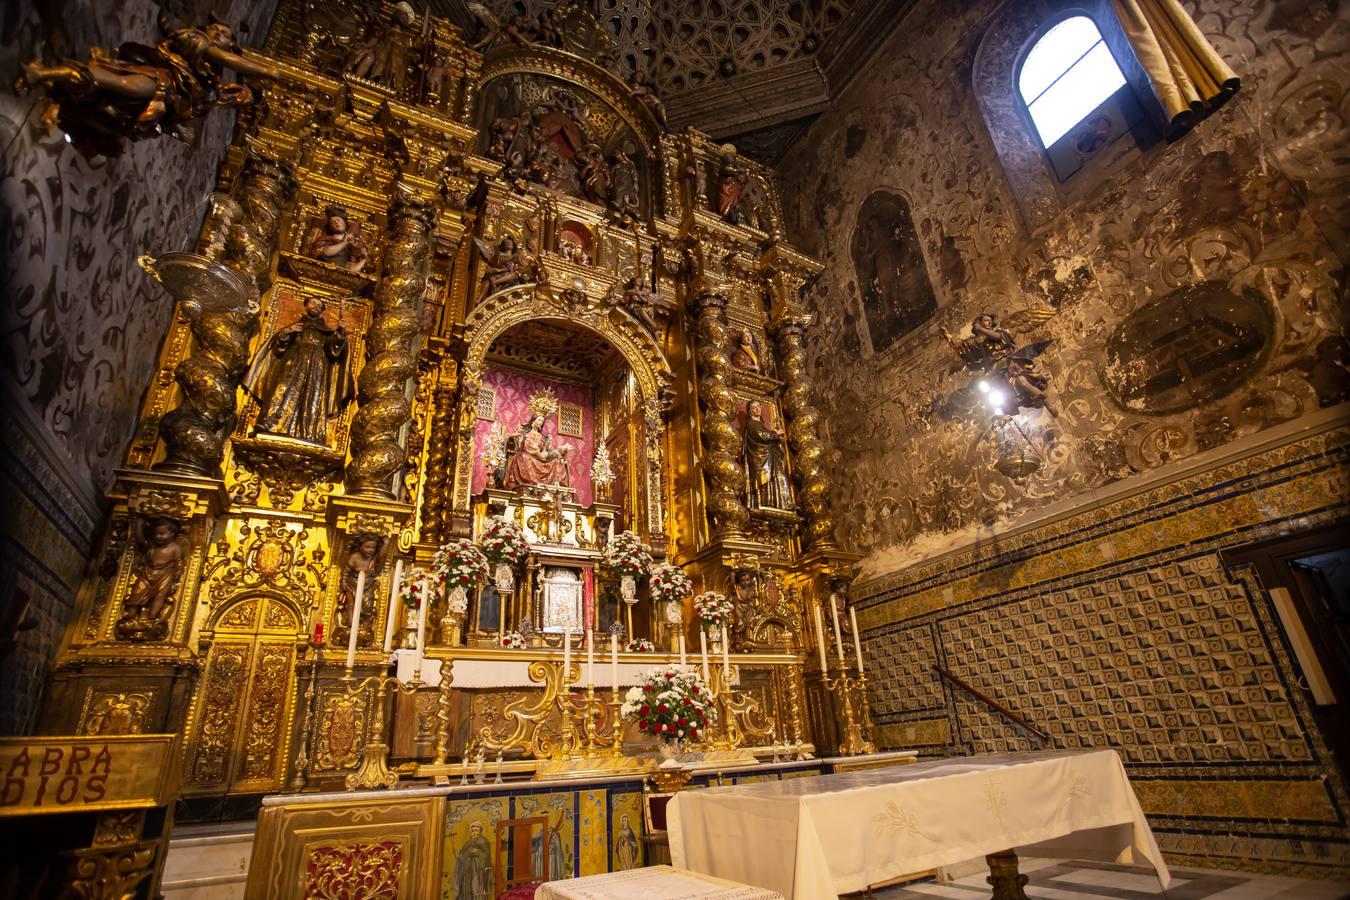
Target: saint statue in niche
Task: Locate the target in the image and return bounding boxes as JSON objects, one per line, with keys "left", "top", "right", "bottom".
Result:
{"left": 503, "top": 413, "right": 573, "bottom": 490}
{"left": 740, "top": 401, "right": 793, "bottom": 512}
{"left": 304, "top": 205, "right": 368, "bottom": 272}
{"left": 452, "top": 820, "right": 493, "bottom": 900}
{"left": 730, "top": 329, "right": 761, "bottom": 373}
{"left": 245, "top": 297, "right": 352, "bottom": 445}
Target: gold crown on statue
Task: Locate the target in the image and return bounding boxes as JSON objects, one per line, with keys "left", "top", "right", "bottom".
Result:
{"left": 528, "top": 388, "right": 559, "bottom": 418}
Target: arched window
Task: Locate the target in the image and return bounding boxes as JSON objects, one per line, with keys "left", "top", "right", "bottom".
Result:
{"left": 1019, "top": 16, "right": 1126, "bottom": 145}
{"left": 1017, "top": 15, "right": 1141, "bottom": 181}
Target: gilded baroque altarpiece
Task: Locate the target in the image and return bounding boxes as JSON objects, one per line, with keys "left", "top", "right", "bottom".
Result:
{"left": 39, "top": 0, "right": 865, "bottom": 802}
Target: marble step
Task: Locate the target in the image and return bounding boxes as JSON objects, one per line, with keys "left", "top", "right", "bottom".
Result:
{"left": 160, "top": 821, "right": 257, "bottom": 899}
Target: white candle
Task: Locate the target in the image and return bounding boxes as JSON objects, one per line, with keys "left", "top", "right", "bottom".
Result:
{"left": 586, "top": 629, "right": 595, "bottom": 686}
{"left": 850, "top": 606, "right": 864, "bottom": 675}
{"left": 346, "top": 570, "right": 366, "bottom": 669}
{"left": 829, "top": 595, "right": 846, "bottom": 663}
{"left": 678, "top": 632, "right": 687, "bottom": 666}
{"left": 699, "top": 627, "right": 710, "bottom": 682}
{"left": 814, "top": 605, "right": 829, "bottom": 673}
{"left": 720, "top": 625, "right": 730, "bottom": 677}
{"left": 415, "top": 576, "right": 431, "bottom": 652}
{"left": 563, "top": 627, "right": 571, "bottom": 686}
{"left": 610, "top": 633, "right": 619, "bottom": 693}
{"left": 382, "top": 559, "right": 404, "bottom": 652}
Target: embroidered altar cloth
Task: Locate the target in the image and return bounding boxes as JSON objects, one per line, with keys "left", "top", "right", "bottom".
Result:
{"left": 668, "top": 749, "right": 1168, "bottom": 900}
{"left": 536, "top": 864, "right": 784, "bottom": 900}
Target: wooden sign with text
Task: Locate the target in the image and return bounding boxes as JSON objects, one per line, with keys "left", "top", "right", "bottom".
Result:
{"left": 0, "top": 734, "right": 178, "bottom": 816}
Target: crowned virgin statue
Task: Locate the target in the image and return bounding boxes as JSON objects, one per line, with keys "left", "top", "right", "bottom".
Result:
{"left": 503, "top": 412, "right": 572, "bottom": 490}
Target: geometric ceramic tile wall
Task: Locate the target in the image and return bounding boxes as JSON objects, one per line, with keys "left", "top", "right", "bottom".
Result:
{"left": 857, "top": 422, "right": 1350, "bottom": 878}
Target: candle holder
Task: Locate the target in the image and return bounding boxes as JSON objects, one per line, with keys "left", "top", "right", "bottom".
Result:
{"left": 338, "top": 663, "right": 427, "bottom": 790}
{"left": 822, "top": 667, "right": 877, "bottom": 756}
{"left": 290, "top": 636, "right": 324, "bottom": 790}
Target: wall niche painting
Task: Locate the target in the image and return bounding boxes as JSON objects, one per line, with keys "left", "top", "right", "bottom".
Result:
{"left": 1102, "top": 281, "right": 1274, "bottom": 415}
{"left": 850, "top": 190, "right": 939, "bottom": 354}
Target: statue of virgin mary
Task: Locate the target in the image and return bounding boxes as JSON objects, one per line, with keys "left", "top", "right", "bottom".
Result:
{"left": 503, "top": 413, "right": 572, "bottom": 489}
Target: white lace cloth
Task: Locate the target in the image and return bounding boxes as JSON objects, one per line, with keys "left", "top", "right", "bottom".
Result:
{"left": 536, "top": 865, "right": 784, "bottom": 900}
{"left": 669, "top": 749, "right": 1169, "bottom": 900}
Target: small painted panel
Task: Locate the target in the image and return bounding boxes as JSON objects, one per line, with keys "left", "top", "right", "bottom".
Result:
{"left": 444, "top": 796, "right": 508, "bottom": 900}
{"left": 578, "top": 788, "right": 608, "bottom": 876}
{"left": 609, "top": 791, "right": 644, "bottom": 872}
{"left": 514, "top": 791, "right": 575, "bottom": 881}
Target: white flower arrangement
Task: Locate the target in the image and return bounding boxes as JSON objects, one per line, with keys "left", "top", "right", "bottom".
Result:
{"left": 693, "top": 591, "right": 734, "bottom": 629}
{"left": 501, "top": 631, "right": 526, "bottom": 649}
{"left": 649, "top": 563, "right": 693, "bottom": 606}
{"left": 603, "top": 530, "right": 652, "bottom": 578}
{"left": 625, "top": 637, "right": 656, "bottom": 653}
{"left": 398, "top": 567, "right": 439, "bottom": 610}
{"left": 433, "top": 538, "right": 489, "bottom": 590}
{"left": 619, "top": 664, "right": 716, "bottom": 741}
{"left": 479, "top": 517, "right": 529, "bottom": 567}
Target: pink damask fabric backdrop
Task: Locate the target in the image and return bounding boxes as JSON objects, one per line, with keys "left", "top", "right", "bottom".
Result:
{"left": 471, "top": 367, "right": 596, "bottom": 506}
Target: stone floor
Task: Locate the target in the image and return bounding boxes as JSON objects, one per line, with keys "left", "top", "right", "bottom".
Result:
{"left": 877, "top": 858, "right": 1350, "bottom": 899}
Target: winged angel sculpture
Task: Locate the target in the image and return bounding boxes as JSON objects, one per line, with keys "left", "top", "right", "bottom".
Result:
{"left": 940, "top": 306, "right": 1059, "bottom": 418}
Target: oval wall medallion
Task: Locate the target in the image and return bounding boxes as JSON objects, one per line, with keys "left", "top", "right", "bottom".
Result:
{"left": 1101, "top": 281, "right": 1273, "bottom": 415}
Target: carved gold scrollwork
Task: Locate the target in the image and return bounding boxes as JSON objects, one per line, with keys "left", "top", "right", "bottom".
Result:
{"left": 316, "top": 692, "right": 367, "bottom": 772}
{"left": 79, "top": 691, "right": 154, "bottom": 736}
{"left": 62, "top": 843, "right": 157, "bottom": 900}
{"left": 302, "top": 840, "right": 404, "bottom": 899}
{"left": 201, "top": 520, "right": 326, "bottom": 609}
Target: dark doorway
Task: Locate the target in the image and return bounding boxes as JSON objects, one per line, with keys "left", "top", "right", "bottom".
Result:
{"left": 1224, "top": 527, "right": 1350, "bottom": 782}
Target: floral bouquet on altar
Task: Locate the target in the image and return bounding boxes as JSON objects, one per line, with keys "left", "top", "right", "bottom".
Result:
{"left": 479, "top": 516, "right": 527, "bottom": 591}
{"left": 626, "top": 637, "right": 655, "bottom": 653}
{"left": 398, "top": 567, "right": 440, "bottom": 610}
{"left": 604, "top": 530, "right": 652, "bottom": 602}
{"left": 501, "top": 631, "right": 526, "bottom": 649}
{"left": 649, "top": 564, "right": 693, "bottom": 607}
{"left": 693, "top": 591, "right": 733, "bottom": 630}
{"left": 621, "top": 664, "right": 715, "bottom": 745}
{"left": 433, "top": 538, "right": 489, "bottom": 616}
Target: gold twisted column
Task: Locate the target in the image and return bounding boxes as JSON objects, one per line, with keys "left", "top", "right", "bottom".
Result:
{"left": 771, "top": 316, "right": 836, "bottom": 551}
{"left": 690, "top": 292, "right": 749, "bottom": 538}
{"left": 421, "top": 381, "right": 457, "bottom": 543}
{"left": 156, "top": 146, "right": 295, "bottom": 476}
{"left": 346, "top": 189, "right": 438, "bottom": 496}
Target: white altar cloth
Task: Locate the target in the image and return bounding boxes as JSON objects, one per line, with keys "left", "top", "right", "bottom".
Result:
{"left": 536, "top": 865, "right": 784, "bottom": 900}
{"left": 394, "top": 650, "right": 716, "bottom": 688}
{"left": 668, "top": 749, "right": 1168, "bottom": 900}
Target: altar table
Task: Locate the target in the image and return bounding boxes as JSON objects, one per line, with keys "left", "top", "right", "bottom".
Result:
{"left": 536, "top": 865, "right": 785, "bottom": 900}
{"left": 668, "top": 749, "right": 1169, "bottom": 900}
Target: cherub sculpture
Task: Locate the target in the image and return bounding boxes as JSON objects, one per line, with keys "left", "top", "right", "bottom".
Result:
{"left": 117, "top": 516, "right": 190, "bottom": 640}
{"left": 336, "top": 533, "right": 387, "bottom": 646}
{"left": 304, "top": 205, "right": 368, "bottom": 272}
{"left": 626, "top": 72, "right": 668, "bottom": 128}
{"left": 16, "top": 15, "right": 281, "bottom": 157}
{"left": 474, "top": 235, "right": 529, "bottom": 296}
